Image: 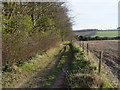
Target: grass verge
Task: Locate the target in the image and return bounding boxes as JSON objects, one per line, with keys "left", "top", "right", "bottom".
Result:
{"left": 66, "top": 43, "right": 114, "bottom": 88}
{"left": 2, "top": 43, "right": 64, "bottom": 88}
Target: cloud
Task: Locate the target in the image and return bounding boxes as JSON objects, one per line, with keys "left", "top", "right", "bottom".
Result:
{"left": 68, "top": 0, "right": 118, "bottom": 30}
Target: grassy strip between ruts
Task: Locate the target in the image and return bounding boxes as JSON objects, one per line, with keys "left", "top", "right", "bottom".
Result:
{"left": 40, "top": 45, "right": 70, "bottom": 87}
{"left": 2, "top": 42, "right": 64, "bottom": 88}
{"left": 66, "top": 43, "right": 115, "bottom": 88}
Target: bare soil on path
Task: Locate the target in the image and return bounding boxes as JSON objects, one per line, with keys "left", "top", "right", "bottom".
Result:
{"left": 51, "top": 44, "right": 74, "bottom": 88}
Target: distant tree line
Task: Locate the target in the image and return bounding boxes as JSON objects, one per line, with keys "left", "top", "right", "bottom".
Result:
{"left": 117, "top": 27, "right": 120, "bottom": 29}
{"left": 76, "top": 35, "right": 120, "bottom": 41}
{"left": 73, "top": 30, "right": 97, "bottom": 37}
{"left": 2, "top": 2, "right": 74, "bottom": 68}
{"left": 74, "top": 29, "right": 98, "bottom": 32}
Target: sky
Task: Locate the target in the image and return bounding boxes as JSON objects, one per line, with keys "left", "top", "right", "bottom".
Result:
{"left": 66, "top": 0, "right": 120, "bottom": 30}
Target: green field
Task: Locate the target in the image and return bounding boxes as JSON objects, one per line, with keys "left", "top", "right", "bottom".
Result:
{"left": 94, "top": 30, "right": 119, "bottom": 37}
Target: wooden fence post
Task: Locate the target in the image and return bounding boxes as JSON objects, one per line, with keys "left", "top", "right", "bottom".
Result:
{"left": 81, "top": 41, "right": 83, "bottom": 49}
{"left": 80, "top": 41, "right": 82, "bottom": 47}
{"left": 98, "top": 51, "right": 103, "bottom": 74}
{"left": 87, "top": 43, "right": 89, "bottom": 55}
{"left": 98, "top": 51, "right": 103, "bottom": 88}
{"left": 83, "top": 41, "right": 84, "bottom": 52}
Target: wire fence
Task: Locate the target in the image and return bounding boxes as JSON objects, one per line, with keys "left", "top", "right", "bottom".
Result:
{"left": 79, "top": 40, "right": 120, "bottom": 88}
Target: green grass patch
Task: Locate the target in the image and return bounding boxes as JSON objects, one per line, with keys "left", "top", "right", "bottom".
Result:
{"left": 101, "top": 81, "right": 113, "bottom": 88}
{"left": 100, "top": 73, "right": 114, "bottom": 88}
{"left": 94, "top": 31, "right": 119, "bottom": 37}
{"left": 20, "top": 64, "right": 35, "bottom": 74}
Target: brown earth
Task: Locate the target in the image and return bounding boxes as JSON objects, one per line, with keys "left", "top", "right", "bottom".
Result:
{"left": 83, "top": 40, "right": 120, "bottom": 87}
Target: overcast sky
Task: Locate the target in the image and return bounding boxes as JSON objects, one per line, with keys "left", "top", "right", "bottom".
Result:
{"left": 67, "top": 0, "right": 120, "bottom": 30}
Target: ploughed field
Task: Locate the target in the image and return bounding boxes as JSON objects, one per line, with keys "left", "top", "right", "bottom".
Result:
{"left": 84, "top": 40, "right": 120, "bottom": 81}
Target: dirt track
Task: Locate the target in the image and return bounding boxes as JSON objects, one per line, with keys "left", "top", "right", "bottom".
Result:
{"left": 19, "top": 47, "right": 66, "bottom": 88}
{"left": 84, "top": 40, "right": 120, "bottom": 86}
{"left": 51, "top": 44, "right": 74, "bottom": 88}
{"left": 19, "top": 44, "right": 74, "bottom": 88}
